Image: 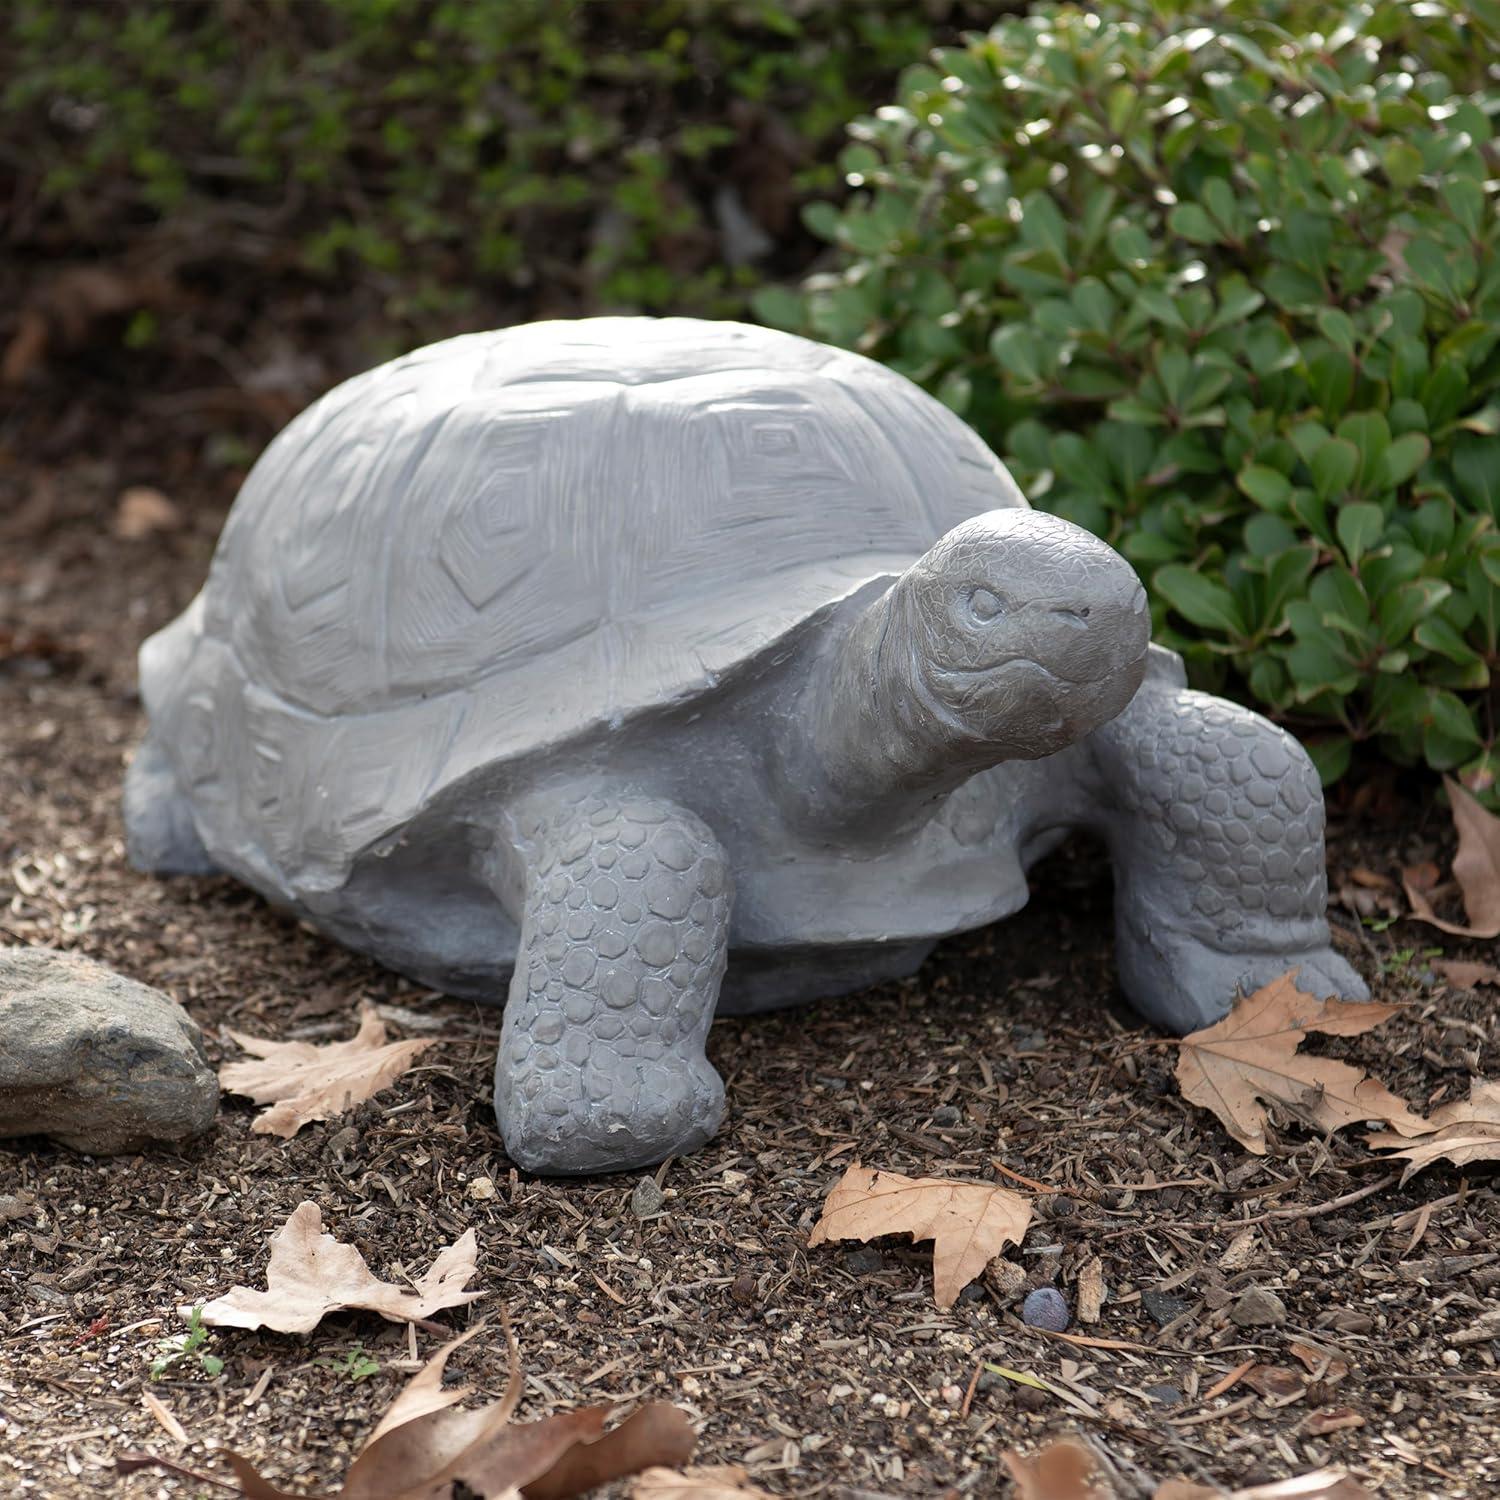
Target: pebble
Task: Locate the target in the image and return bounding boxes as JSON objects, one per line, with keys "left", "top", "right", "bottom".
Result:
{"left": 1144, "top": 1383, "right": 1183, "bottom": 1406}
{"left": 1231, "top": 1287, "right": 1288, "bottom": 1327}
{"left": 730, "top": 1270, "right": 757, "bottom": 1305}
{"left": 931, "top": 1105, "right": 963, "bottom": 1127}
{"left": 630, "top": 1175, "right": 664, "bottom": 1217}
{"left": 1141, "top": 1290, "right": 1191, "bottom": 1328}
{"left": 0, "top": 945, "right": 218, "bottom": 1153}
{"left": 1021, "top": 1286, "right": 1070, "bottom": 1331}
{"left": 843, "top": 1246, "right": 885, "bottom": 1275}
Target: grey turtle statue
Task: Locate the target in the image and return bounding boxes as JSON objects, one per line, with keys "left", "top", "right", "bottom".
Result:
{"left": 125, "top": 317, "right": 1366, "bottom": 1174}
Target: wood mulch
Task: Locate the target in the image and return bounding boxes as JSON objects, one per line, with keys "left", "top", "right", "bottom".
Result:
{"left": 3, "top": 457, "right": 1499, "bottom": 1498}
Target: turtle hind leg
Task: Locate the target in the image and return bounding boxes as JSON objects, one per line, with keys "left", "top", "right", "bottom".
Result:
{"left": 494, "top": 792, "right": 731, "bottom": 1175}
{"left": 1076, "top": 676, "right": 1366, "bottom": 1034}
{"left": 123, "top": 737, "right": 217, "bottom": 876}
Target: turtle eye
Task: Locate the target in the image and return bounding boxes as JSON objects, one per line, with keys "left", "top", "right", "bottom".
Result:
{"left": 967, "top": 586, "right": 1005, "bottom": 623}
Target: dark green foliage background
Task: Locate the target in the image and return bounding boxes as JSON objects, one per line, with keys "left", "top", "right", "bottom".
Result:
{"left": 759, "top": 0, "right": 1500, "bottom": 796}
{"left": 3, "top": 0, "right": 994, "bottom": 332}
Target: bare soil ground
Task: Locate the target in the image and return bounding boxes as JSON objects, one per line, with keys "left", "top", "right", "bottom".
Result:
{"left": 3, "top": 458, "right": 1500, "bottom": 1498}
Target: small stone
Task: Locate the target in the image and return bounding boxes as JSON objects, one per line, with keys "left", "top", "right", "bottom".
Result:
{"left": 630, "top": 1176, "right": 664, "bottom": 1217}
{"left": 986, "top": 1258, "right": 1028, "bottom": 1299}
{"left": 1144, "top": 1384, "right": 1183, "bottom": 1406}
{"left": 931, "top": 1105, "right": 963, "bottom": 1127}
{"left": 1231, "top": 1287, "right": 1288, "bottom": 1328}
{"left": 1021, "top": 1286, "right": 1070, "bottom": 1332}
{"left": 843, "top": 1246, "right": 885, "bottom": 1275}
{"left": 0, "top": 946, "right": 217, "bottom": 1153}
{"left": 1014, "top": 1385, "right": 1050, "bottom": 1412}
{"left": 1141, "top": 1290, "right": 1191, "bottom": 1328}
{"left": 467, "top": 1176, "right": 496, "bottom": 1201}
{"left": 730, "top": 1270, "right": 757, "bottom": 1305}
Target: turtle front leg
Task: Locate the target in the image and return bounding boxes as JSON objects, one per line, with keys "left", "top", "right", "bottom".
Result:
{"left": 493, "top": 792, "right": 732, "bottom": 1175}
{"left": 1065, "top": 649, "right": 1367, "bottom": 1033}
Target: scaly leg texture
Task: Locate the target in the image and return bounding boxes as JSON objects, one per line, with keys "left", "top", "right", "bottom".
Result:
{"left": 123, "top": 737, "right": 217, "bottom": 876}
{"left": 494, "top": 793, "right": 732, "bottom": 1175}
{"left": 1083, "top": 670, "right": 1366, "bottom": 1033}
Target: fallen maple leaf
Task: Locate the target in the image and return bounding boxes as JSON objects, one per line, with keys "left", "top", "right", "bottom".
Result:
{"left": 1403, "top": 778, "right": 1500, "bottom": 937}
{"left": 192, "top": 1201, "right": 482, "bottom": 1332}
{"left": 808, "top": 1163, "right": 1031, "bottom": 1308}
{"left": 220, "top": 1002, "right": 433, "bottom": 1136}
{"left": 127, "top": 1318, "right": 695, "bottom": 1499}
{"left": 1368, "top": 1079, "right": 1500, "bottom": 1183}
{"left": 1002, "top": 1436, "right": 1115, "bottom": 1498}
{"left": 1431, "top": 959, "right": 1500, "bottom": 989}
{"left": 1174, "top": 971, "right": 1428, "bottom": 1155}
{"left": 632, "top": 1466, "right": 774, "bottom": 1499}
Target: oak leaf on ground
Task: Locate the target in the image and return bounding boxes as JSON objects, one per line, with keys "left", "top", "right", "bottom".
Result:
{"left": 192, "top": 1200, "right": 482, "bottom": 1332}
{"left": 808, "top": 1163, "right": 1031, "bottom": 1309}
{"left": 131, "top": 1319, "right": 694, "bottom": 1499}
{"left": 1004, "top": 1440, "right": 1370, "bottom": 1499}
{"left": 1367, "top": 1079, "right": 1500, "bottom": 1182}
{"left": 1173, "top": 971, "right": 1427, "bottom": 1155}
{"left": 1402, "top": 778, "right": 1500, "bottom": 938}
{"left": 632, "top": 1466, "right": 774, "bottom": 1499}
{"left": 220, "top": 1002, "right": 434, "bottom": 1136}
{"left": 1431, "top": 958, "right": 1500, "bottom": 989}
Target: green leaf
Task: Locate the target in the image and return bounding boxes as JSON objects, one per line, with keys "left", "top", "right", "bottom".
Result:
{"left": 1336, "top": 411, "right": 1391, "bottom": 495}
{"left": 1153, "top": 565, "right": 1248, "bottom": 637}
{"left": 1452, "top": 435, "right": 1500, "bottom": 517}
{"left": 1019, "top": 191, "right": 1069, "bottom": 262}
{"left": 1305, "top": 736, "right": 1353, "bottom": 784}
{"left": 1336, "top": 502, "right": 1385, "bottom": 567}
{"left": 1169, "top": 201, "right": 1219, "bottom": 244}
{"left": 1414, "top": 615, "right": 1481, "bottom": 665}
{"left": 1237, "top": 464, "right": 1293, "bottom": 511}
{"left": 989, "top": 325, "right": 1042, "bottom": 385}
{"left": 1311, "top": 438, "right": 1360, "bottom": 499}
{"left": 1383, "top": 432, "right": 1431, "bottom": 488}
{"left": 1378, "top": 578, "right": 1453, "bottom": 644}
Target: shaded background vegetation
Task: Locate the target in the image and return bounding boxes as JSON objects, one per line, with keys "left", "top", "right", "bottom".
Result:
{"left": 1, "top": 0, "right": 1000, "bottom": 481}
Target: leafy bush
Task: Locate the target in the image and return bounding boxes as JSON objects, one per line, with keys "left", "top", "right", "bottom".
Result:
{"left": 2, "top": 0, "right": 997, "bottom": 330}
{"left": 759, "top": 0, "right": 1500, "bottom": 794}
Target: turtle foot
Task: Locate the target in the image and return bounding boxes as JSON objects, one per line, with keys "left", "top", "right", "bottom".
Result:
{"left": 1118, "top": 929, "right": 1369, "bottom": 1036}
{"left": 498, "top": 1052, "right": 724, "bottom": 1176}
{"left": 493, "top": 790, "right": 733, "bottom": 1176}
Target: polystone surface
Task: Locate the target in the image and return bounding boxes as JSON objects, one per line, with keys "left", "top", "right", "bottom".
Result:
{"left": 0, "top": 946, "right": 219, "bottom": 1153}
{"left": 125, "top": 317, "right": 1367, "bottom": 1174}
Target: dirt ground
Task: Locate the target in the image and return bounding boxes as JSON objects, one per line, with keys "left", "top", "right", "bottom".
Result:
{"left": 3, "top": 457, "right": 1500, "bottom": 1499}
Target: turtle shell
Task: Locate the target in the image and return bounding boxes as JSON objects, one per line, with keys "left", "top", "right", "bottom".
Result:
{"left": 142, "top": 318, "right": 1026, "bottom": 892}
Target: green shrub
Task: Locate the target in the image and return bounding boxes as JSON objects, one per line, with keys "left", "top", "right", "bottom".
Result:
{"left": 759, "top": 0, "right": 1500, "bottom": 795}
{"left": 2, "top": 0, "right": 997, "bottom": 332}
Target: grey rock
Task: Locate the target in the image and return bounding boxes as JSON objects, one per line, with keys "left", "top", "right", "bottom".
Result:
{"left": 843, "top": 1247, "right": 885, "bottom": 1275}
{"left": 1141, "top": 1290, "right": 1192, "bottom": 1328}
{"left": 1022, "top": 1286, "right": 1070, "bottom": 1331}
{"left": 1230, "top": 1287, "right": 1288, "bottom": 1327}
{"left": 123, "top": 317, "right": 1368, "bottom": 1176}
{"left": 0, "top": 947, "right": 218, "bottom": 1153}
{"left": 1144, "top": 1384, "right": 1183, "bottom": 1406}
{"left": 630, "top": 1175, "right": 664, "bottom": 1218}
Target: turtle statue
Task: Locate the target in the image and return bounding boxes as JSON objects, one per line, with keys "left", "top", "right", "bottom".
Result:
{"left": 125, "top": 318, "right": 1366, "bottom": 1174}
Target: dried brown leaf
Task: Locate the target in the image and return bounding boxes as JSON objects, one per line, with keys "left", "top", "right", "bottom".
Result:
{"left": 220, "top": 1002, "right": 434, "bottom": 1136}
{"left": 1243, "top": 1365, "right": 1306, "bottom": 1401}
{"left": 1155, "top": 1471, "right": 1371, "bottom": 1500}
{"left": 1431, "top": 959, "right": 1500, "bottom": 989}
{"left": 809, "top": 1163, "right": 1032, "bottom": 1309}
{"left": 1403, "top": 779, "right": 1500, "bottom": 937}
{"left": 215, "top": 1318, "right": 693, "bottom": 1500}
{"left": 115, "top": 486, "right": 182, "bottom": 540}
{"left": 193, "top": 1201, "right": 482, "bottom": 1333}
{"left": 1368, "top": 1078, "right": 1500, "bottom": 1182}
{"left": 1002, "top": 1437, "right": 1115, "bottom": 1498}
{"left": 632, "top": 1467, "right": 772, "bottom": 1500}
{"left": 1174, "top": 971, "right": 1427, "bottom": 1155}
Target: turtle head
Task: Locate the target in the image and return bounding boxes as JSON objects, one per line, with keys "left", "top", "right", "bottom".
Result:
{"left": 886, "top": 509, "right": 1151, "bottom": 760}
